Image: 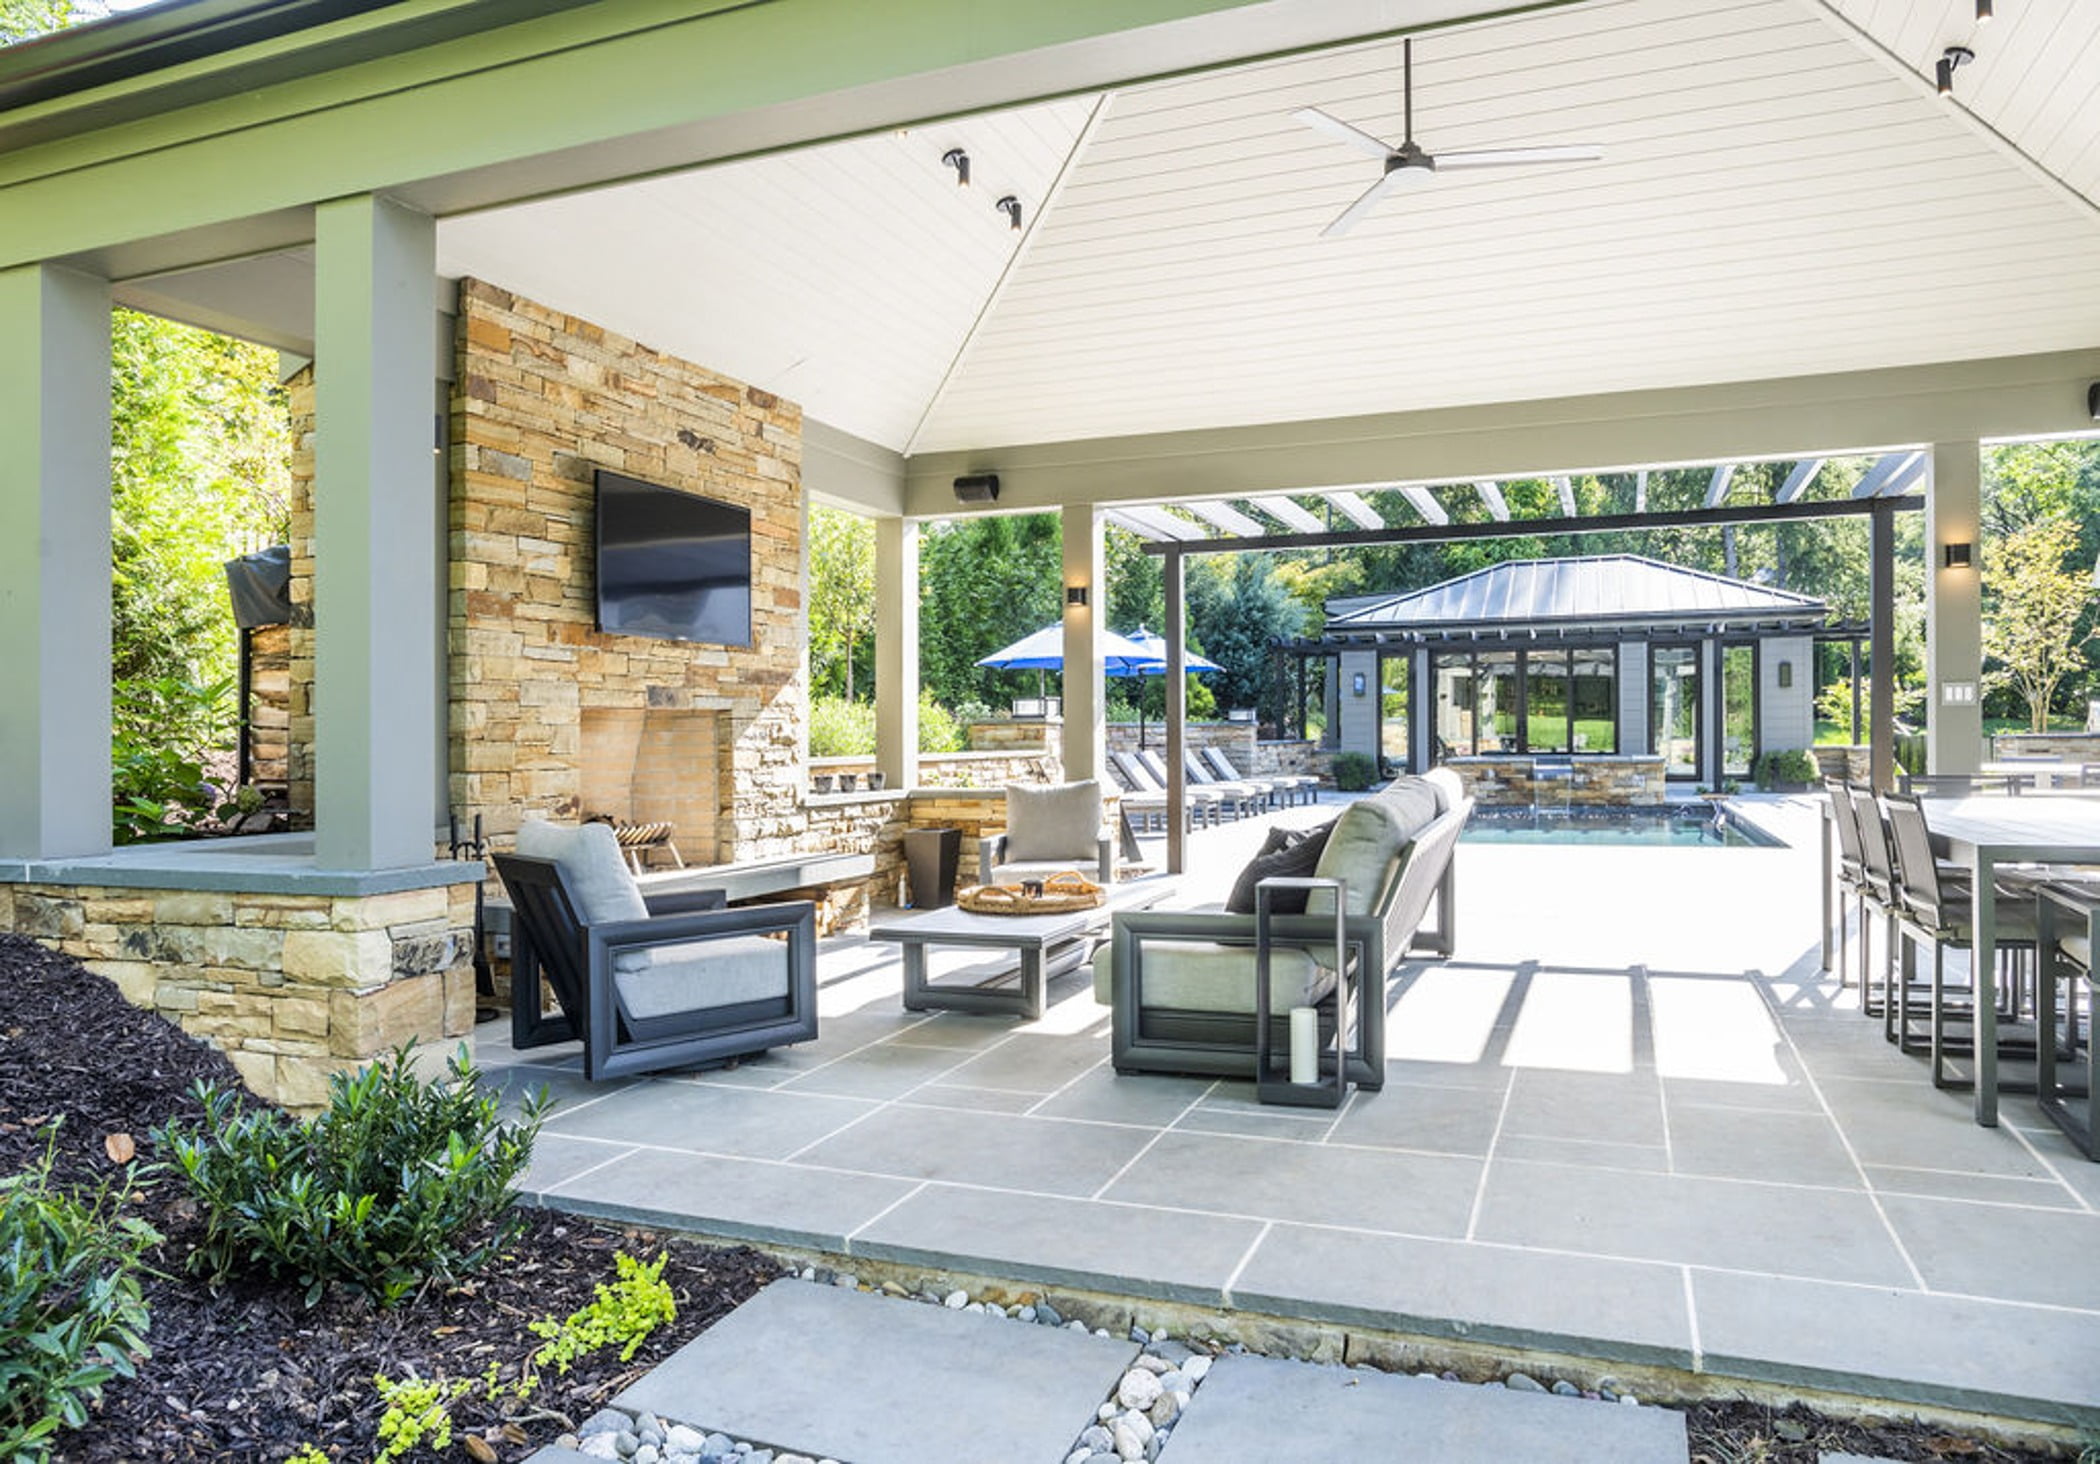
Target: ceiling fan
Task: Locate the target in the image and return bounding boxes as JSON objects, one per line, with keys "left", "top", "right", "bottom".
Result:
{"left": 1293, "top": 37, "right": 1602, "bottom": 237}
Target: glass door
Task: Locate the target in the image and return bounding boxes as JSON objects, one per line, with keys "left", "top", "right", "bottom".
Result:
{"left": 1650, "top": 645, "right": 1699, "bottom": 779}
{"left": 1379, "top": 653, "right": 1409, "bottom": 771}
{"left": 1721, "top": 643, "right": 1757, "bottom": 780}
{"left": 1522, "top": 651, "right": 1571, "bottom": 753}
{"left": 1433, "top": 653, "right": 1475, "bottom": 759}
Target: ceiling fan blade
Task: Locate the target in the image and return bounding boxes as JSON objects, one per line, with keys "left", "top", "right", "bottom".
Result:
{"left": 1292, "top": 106, "right": 1397, "bottom": 160}
{"left": 1431, "top": 144, "right": 1603, "bottom": 171}
{"left": 1322, "top": 171, "right": 1405, "bottom": 238}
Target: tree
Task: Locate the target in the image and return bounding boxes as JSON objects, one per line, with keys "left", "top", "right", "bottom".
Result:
{"left": 1, "top": 0, "right": 74, "bottom": 45}
{"left": 806, "top": 506, "right": 875, "bottom": 701}
{"left": 1187, "top": 554, "right": 1307, "bottom": 725}
{"left": 916, "top": 513, "right": 1063, "bottom": 708}
{"left": 1982, "top": 517, "right": 2096, "bottom": 732}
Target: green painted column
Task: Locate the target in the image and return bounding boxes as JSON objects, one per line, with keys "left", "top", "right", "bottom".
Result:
{"left": 0, "top": 263, "right": 112, "bottom": 859}
{"left": 312, "top": 194, "right": 439, "bottom": 870}
{"left": 1060, "top": 502, "right": 1104, "bottom": 785}
{"left": 1926, "top": 441, "right": 1984, "bottom": 774}
{"left": 874, "top": 514, "right": 919, "bottom": 791}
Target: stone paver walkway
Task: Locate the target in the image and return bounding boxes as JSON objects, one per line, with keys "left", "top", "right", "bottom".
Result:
{"left": 483, "top": 797, "right": 2100, "bottom": 1431}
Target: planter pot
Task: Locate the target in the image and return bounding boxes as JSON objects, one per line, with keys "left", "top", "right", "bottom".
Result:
{"left": 867, "top": 771, "right": 887, "bottom": 791}
{"left": 812, "top": 775, "right": 835, "bottom": 795}
{"left": 838, "top": 773, "right": 859, "bottom": 793}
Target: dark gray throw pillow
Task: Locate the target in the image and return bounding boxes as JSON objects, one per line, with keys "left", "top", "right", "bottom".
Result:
{"left": 1224, "top": 821, "right": 1335, "bottom": 914}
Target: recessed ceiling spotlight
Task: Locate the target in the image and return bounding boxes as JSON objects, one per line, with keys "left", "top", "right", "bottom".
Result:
{"left": 942, "top": 148, "right": 970, "bottom": 187}
{"left": 995, "top": 195, "right": 1023, "bottom": 231}
{"left": 1936, "top": 44, "right": 1974, "bottom": 96}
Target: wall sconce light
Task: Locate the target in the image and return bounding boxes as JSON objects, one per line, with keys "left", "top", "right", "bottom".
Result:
{"left": 995, "top": 194, "right": 1023, "bottom": 231}
{"left": 1777, "top": 660, "right": 1793, "bottom": 690}
{"left": 1351, "top": 672, "right": 1367, "bottom": 697}
{"left": 942, "top": 148, "right": 970, "bottom": 187}
{"left": 1065, "top": 586, "right": 1088, "bottom": 608}
{"left": 1975, "top": 0, "right": 1992, "bottom": 21}
{"left": 1936, "top": 45, "right": 1973, "bottom": 96}
{"left": 1943, "top": 541, "right": 1974, "bottom": 569}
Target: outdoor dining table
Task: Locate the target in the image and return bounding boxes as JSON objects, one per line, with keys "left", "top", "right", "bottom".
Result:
{"left": 1924, "top": 795, "right": 2100, "bottom": 1127}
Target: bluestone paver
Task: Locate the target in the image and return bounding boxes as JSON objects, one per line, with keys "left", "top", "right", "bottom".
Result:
{"left": 1161, "top": 1354, "right": 1688, "bottom": 1463}
{"left": 615, "top": 1279, "right": 1134, "bottom": 1464}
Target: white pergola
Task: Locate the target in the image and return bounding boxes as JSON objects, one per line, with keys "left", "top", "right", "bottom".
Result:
{"left": 3, "top": 0, "right": 2099, "bottom": 875}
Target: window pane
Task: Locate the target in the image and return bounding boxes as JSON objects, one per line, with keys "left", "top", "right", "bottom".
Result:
{"left": 1477, "top": 650, "right": 1519, "bottom": 754}
{"left": 1434, "top": 654, "right": 1475, "bottom": 758}
{"left": 1722, "top": 644, "right": 1756, "bottom": 777}
{"left": 1525, "top": 651, "right": 1571, "bottom": 753}
{"left": 1380, "top": 654, "right": 1409, "bottom": 769}
{"left": 1572, "top": 648, "right": 1616, "bottom": 753}
{"left": 1652, "top": 646, "right": 1698, "bottom": 778}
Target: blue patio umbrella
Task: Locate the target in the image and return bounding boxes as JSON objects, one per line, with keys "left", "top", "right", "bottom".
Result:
{"left": 975, "top": 623, "right": 1165, "bottom": 703}
{"left": 1119, "top": 625, "right": 1222, "bottom": 747}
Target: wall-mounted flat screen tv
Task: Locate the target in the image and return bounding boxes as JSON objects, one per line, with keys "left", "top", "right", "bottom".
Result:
{"left": 594, "top": 469, "right": 753, "bottom": 647}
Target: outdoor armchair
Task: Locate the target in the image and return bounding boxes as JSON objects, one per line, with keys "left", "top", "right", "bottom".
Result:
{"left": 495, "top": 820, "right": 817, "bottom": 1081}
{"left": 979, "top": 779, "right": 1116, "bottom": 887}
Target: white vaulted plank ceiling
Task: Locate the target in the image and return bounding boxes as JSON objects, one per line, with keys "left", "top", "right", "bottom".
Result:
{"left": 914, "top": 0, "right": 2100, "bottom": 449}
{"left": 438, "top": 97, "right": 1096, "bottom": 449}
{"left": 430, "top": 0, "right": 2100, "bottom": 460}
{"left": 1824, "top": 0, "right": 2100, "bottom": 204}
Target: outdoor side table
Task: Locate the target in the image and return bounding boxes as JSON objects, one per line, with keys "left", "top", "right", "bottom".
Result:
{"left": 1253, "top": 875, "right": 1348, "bottom": 1109}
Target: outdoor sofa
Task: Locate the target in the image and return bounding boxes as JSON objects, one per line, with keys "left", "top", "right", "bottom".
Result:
{"left": 1094, "top": 768, "right": 1471, "bottom": 1088}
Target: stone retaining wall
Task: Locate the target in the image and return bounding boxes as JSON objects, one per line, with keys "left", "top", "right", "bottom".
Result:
{"left": 1446, "top": 756, "right": 1666, "bottom": 806}
{"left": 1992, "top": 732, "right": 2100, "bottom": 762}
{"left": 1, "top": 881, "right": 476, "bottom": 1109}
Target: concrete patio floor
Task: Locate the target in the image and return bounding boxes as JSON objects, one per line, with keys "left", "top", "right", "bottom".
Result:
{"left": 477, "top": 796, "right": 2100, "bottom": 1432}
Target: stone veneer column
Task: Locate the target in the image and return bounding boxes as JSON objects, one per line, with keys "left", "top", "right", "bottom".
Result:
{"left": 875, "top": 515, "right": 920, "bottom": 790}
{"left": 1061, "top": 503, "right": 1105, "bottom": 784}
{"left": 1926, "top": 441, "right": 1984, "bottom": 775}
{"left": 313, "top": 195, "right": 440, "bottom": 869}
{"left": 0, "top": 263, "right": 112, "bottom": 859}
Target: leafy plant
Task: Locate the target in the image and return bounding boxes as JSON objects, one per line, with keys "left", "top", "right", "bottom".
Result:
{"left": 371, "top": 1372, "right": 466, "bottom": 1464}
{"left": 160, "top": 1045, "right": 545, "bottom": 1307}
{"left": 1750, "top": 749, "right": 1817, "bottom": 788}
{"left": 1330, "top": 751, "right": 1379, "bottom": 792}
{"left": 916, "top": 692, "right": 966, "bottom": 754}
{"left": 525, "top": 1251, "right": 676, "bottom": 1381}
{"left": 808, "top": 696, "right": 877, "bottom": 757}
{"left": 0, "top": 1135, "right": 161, "bottom": 1463}
{"left": 110, "top": 673, "right": 241, "bottom": 844}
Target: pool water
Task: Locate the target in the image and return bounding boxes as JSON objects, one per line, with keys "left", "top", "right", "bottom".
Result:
{"left": 1459, "top": 804, "right": 1783, "bottom": 848}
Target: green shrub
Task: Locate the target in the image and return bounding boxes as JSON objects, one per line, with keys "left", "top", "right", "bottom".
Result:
{"left": 161, "top": 1045, "right": 545, "bottom": 1307}
{"left": 0, "top": 1138, "right": 160, "bottom": 1463}
{"left": 1330, "top": 751, "right": 1379, "bottom": 792}
{"left": 918, "top": 692, "right": 966, "bottom": 754}
{"left": 1751, "top": 749, "right": 1818, "bottom": 788}
{"left": 808, "top": 697, "right": 877, "bottom": 757}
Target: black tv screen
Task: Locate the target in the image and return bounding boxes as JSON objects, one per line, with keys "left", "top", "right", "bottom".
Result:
{"left": 594, "top": 469, "right": 753, "bottom": 646}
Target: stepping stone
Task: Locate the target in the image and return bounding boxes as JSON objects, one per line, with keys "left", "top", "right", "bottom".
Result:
{"left": 1163, "top": 1355, "right": 1688, "bottom": 1463}
{"left": 519, "top": 1451, "right": 599, "bottom": 1464}
{"left": 616, "top": 1278, "right": 1135, "bottom": 1464}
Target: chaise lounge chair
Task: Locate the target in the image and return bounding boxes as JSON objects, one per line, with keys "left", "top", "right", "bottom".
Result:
{"left": 1203, "top": 746, "right": 1318, "bottom": 807}
{"left": 1109, "top": 750, "right": 1222, "bottom": 830}
{"left": 495, "top": 820, "right": 818, "bottom": 1080}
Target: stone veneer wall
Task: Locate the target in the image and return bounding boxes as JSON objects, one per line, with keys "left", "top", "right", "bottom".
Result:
{"left": 2, "top": 882, "right": 475, "bottom": 1108}
{"left": 1992, "top": 732, "right": 2100, "bottom": 762}
{"left": 449, "top": 280, "right": 806, "bottom": 855}
{"left": 285, "top": 367, "right": 317, "bottom": 820}
{"left": 1447, "top": 756, "right": 1666, "bottom": 806}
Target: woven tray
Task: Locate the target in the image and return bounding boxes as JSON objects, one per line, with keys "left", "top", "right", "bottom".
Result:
{"left": 956, "top": 872, "right": 1104, "bottom": 916}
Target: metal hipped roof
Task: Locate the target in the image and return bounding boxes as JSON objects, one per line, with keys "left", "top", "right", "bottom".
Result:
{"left": 1324, "top": 555, "right": 1827, "bottom": 636}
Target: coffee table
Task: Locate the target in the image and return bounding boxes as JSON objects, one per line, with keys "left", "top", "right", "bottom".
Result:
{"left": 869, "top": 877, "right": 1173, "bottom": 1020}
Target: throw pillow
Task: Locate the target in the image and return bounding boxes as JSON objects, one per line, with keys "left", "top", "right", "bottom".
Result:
{"left": 1003, "top": 780, "right": 1102, "bottom": 862}
{"left": 515, "top": 820, "right": 649, "bottom": 925}
{"left": 1224, "top": 820, "right": 1335, "bottom": 914}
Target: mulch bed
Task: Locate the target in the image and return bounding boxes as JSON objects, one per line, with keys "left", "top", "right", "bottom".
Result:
{"left": 0, "top": 934, "right": 782, "bottom": 1464}
{"left": 0, "top": 933, "right": 2078, "bottom": 1463}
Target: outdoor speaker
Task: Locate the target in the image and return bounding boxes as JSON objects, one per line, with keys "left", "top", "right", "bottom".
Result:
{"left": 953, "top": 473, "right": 1000, "bottom": 504}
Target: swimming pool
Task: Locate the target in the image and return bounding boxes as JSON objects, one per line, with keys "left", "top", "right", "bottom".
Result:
{"left": 1459, "top": 803, "right": 1784, "bottom": 848}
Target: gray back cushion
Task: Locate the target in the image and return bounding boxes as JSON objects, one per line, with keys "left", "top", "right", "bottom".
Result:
{"left": 1421, "top": 767, "right": 1464, "bottom": 815}
{"left": 1312, "top": 798, "right": 1412, "bottom": 916}
{"left": 1004, "top": 780, "right": 1102, "bottom": 862}
{"left": 516, "top": 820, "right": 648, "bottom": 925}
{"left": 1373, "top": 776, "right": 1441, "bottom": 841}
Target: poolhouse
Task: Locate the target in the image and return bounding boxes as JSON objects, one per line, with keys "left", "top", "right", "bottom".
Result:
{"left": 1316, "top": 555, "right": 1830, "bottom": 797}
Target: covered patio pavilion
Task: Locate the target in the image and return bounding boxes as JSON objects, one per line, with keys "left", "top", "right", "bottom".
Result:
{"left": 3, "top": 0, "right": 2099, "bottom": 1442}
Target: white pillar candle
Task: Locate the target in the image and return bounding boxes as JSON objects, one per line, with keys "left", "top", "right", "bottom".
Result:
{"left": 1289, "top": 1005, "right": 1318, "bottom": 1085}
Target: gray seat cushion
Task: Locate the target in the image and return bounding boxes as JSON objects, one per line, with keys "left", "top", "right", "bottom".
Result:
{"left": 991, "top": 858, "right": 1102, "bottom": 885}
{"left": 612, "top": 936, "right": 791, "bottom": 1015}
{"left": 1091, "top": 939, "right": 1328, "bottom": 1013}
{"left": 516, "top": 820, "right": 648, "bottom": 924}
{"left": 1004, "top": 780, "right": 1103, "bottom": 862}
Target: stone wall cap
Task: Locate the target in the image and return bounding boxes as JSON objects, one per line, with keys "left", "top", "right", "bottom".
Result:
{"left": 0, "top": 837, "right": 481, "bottom": 897}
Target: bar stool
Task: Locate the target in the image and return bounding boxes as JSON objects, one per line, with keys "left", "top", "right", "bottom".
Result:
{"left": 1824, "top": 779, "right": 1875, "bottom": 1012}
{"left": 2036, "top": 881, "right": 2096, "bottom": 1160}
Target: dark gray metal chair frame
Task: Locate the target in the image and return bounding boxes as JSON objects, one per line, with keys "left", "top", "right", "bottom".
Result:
{"left": 1879, "top": 792, "right": 2035, "bottom": 1091}
{"left": 1898, "top": 772, "right": 2033, "bottom": 797}
{"left": 494, "top": 852, "right": 817, "bottom": 1081}
{"left": 1824, "top": 779, "right": 1876, "bottom": 1014}
{"left": 1844, "top": 784, "right": 1904, "bottom": 1032}
{"left": 2035, "top": 882, "right": 2097, "bottom": 1161}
